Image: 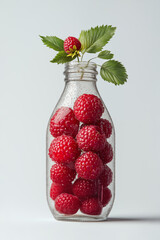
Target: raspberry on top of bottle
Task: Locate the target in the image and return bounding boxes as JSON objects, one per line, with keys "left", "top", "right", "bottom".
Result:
{"left": 40, "top": 25, "right": 128, "bottom": 85}
{"left": 64, "top": 36, "right": 81, "bottom": 58}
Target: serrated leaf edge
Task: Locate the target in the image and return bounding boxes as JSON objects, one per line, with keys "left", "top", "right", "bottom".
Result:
{"left": 100, "top": 60, "right": 128, "bottom": 85}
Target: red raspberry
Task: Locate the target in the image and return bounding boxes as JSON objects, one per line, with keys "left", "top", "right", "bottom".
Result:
{"left": 50, "top": 163, "right": 76, "bottom": 185}
{"left": 55, "top": 193, "right": 80, "bottom": 215}
{"left": 76, "top": 125, "right": 106, "bottom": 152}
{"left": 64, "top": 36, "right": 81, "bottom": 54}
{"left": 50, "top": 182, "right": 72, "bottom": 200}
{"left": 73, "top": 94, "right": 104, "bottom": 124}
{"left": 100, "top": 187, "right": 112, "bottom": 207}
{"left": 99, "top": 165, "right": 113, "bottom": 187}
{"left": 50, "top": 107, "right": 79, "bottom": 138}
{"left": 49, "top": 135, "right": 80, "bottom": 164}
{"left": 73, "top": 178, "right": 97, "bottom": 200}
{"left": 99, "top": 142, "right": 113, "bottom": 164}
{"left": 95, "top": 118, "right": 112, "bottom": 138}
{"left": 80, "top": 198, "right": 102, "bottom": 215}
{"left": 75, "top": 152, "right": 103, "bottom": 180}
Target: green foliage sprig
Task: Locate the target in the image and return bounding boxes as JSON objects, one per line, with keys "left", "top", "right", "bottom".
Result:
{"left": 40, "top": 25, "right": 128, "bottom": 85}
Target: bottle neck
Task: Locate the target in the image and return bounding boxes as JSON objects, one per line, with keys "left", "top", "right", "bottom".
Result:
{"left": 64, "top": 61, "right": 98, "bottom": 82}
{"left": 62, "top": 78, "right": 99, "bottom": 108}
{"left": 57, "top": 62, "right": 100, "bottom": 108}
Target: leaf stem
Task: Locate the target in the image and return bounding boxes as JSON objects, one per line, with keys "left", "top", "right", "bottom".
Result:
{"left": 88, "top": 57, "right": 97, "bottom": 63}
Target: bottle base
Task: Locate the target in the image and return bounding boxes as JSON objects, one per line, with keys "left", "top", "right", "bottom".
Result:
{"left": 54, "top": 214, "right": 109, "bottom": 222}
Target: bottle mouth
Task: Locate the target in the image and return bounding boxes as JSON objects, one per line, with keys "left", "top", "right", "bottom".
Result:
{"left": 65, "top": 61, "right": 97, "bottom": 67}
{"left": 64, "top": 61, "right": 98, "bottom": 81}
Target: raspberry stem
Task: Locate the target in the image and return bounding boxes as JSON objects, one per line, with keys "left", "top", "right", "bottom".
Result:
{"left": 77, "top": 56, "right": 80, "bottom": 62}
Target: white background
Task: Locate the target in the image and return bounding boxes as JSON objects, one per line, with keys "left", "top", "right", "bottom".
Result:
{"left": 0, "top": 0, "right": 160, "bottom": 239}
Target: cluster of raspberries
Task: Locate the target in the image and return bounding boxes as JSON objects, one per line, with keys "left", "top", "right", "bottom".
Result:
{"left": 48, "top": 94, "right": 113, "bottom": 216}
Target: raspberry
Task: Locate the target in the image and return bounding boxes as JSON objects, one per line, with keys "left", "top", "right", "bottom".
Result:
{"left": 64, "top": 36, "right": 81, "bottom": 54}
{"left": 100, "top": 187, "right": 112, "bottom": 207}
{"left": 55, "top": 193, "right": 80, "bottom": 215}
{"left": 99, "top": 142, "right": 113, "bottom": 164}
{"left": 76, "top": 125, "right": 106, "bottom": 152}
{"left": 73, "top": 178, "right": 97, "bottom": 200}
{"left": 80, "top": 198, "right": 102, "bottom": 215}
{"left": 73, "top": 94, "right": 104, "bottom": 124}
{"left": 49, "top": 135, "right": 80, "bottom": 164}
{"left": 95, "top": 118, "right": 112, "bottom": 138}
{"left": 75, "top": 152, "right": 103, "bottom": 180}
{"left": 50, "top": 163, "right": 76, "bottom": 185}
{"left": 50, "top": 107, "right": 79, "bottom": 138}
{"left": 50, "top": 182, "right": 72, "bottom": 200}
{"left": 99, "top": 165, "right": 113, "bottom": 187}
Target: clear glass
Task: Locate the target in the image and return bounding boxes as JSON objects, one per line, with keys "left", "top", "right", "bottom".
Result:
{"left": 46, "top": 62, "right": 115, "bottom": 221}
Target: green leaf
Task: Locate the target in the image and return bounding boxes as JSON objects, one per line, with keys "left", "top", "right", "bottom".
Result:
{"left": 100, "top": 60, "right": 128, "bottom": 85}
{"left": 50, "top": 51, "right": 76, "bottom": 64}
{"left": 98, "top": 50, "right": 114, "bottom": 59}
{"left": 79, "top": 25, "right": 116, "bottom": 53}
{"left": 40, "top": 36, "right": 64, "bottom": 51}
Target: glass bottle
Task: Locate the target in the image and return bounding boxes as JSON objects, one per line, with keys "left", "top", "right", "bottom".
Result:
{"left": 46, "top": 62, "right": 115, "bottom": 221}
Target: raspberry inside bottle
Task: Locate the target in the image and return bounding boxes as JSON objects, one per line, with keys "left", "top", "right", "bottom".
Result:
{"left": 46, "top": 62, "right": 115, "bottom": 221}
